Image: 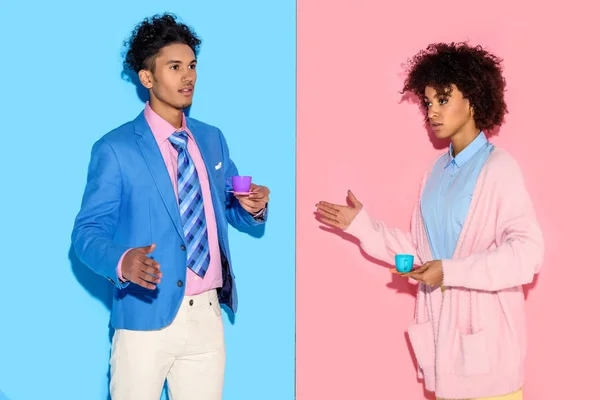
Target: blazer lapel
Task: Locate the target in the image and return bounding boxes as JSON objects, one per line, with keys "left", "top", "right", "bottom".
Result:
{"left": 133, "top": 112, "right": 185, "bottom": 241}
{"left": 188, "top": 125, "right": 226, "bottom": 232}
{"left": 189, "top": 128, "right": 216, "bottom": 183}
{"left": 188, "top": 121, "right": 224, "bottom": 197}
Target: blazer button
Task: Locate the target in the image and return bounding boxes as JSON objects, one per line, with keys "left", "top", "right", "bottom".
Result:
{"left": 180, "top": 244, "right": 186, "bottom": 251}
{"left": 177, "top": 280, "right": 183, "bottom": 287}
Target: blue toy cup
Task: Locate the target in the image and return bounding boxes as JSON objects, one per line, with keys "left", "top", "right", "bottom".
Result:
{"left": 395, "top": 254, "right": 414, "bottom": 273}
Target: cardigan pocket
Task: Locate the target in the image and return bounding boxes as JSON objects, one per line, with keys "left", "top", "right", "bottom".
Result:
{"left": 455, "top": 329, "right": 491, "bottom": 376}
{"left": 407, "top": 320, "right": 436, "bottom": 370}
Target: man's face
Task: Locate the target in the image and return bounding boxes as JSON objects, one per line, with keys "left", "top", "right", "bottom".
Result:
{"left": 141, "top": 43, "right": 197, "bottom": 110}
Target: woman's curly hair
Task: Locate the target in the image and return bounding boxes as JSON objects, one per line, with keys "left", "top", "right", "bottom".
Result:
{"left": 401, "top": 42, "right": 508, "bottom": 132}
{"left": 123, "top": 13, "right": 201, "bottom": 73}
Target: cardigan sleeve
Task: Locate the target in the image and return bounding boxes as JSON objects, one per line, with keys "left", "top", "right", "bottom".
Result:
{"left": 344, "top": 203, "right": 423, "bottom": 267}
{"left": 441, "top": 153, "right": 544, "bottom": 291}
{"left": 343, "top": 158, "right": 439, "bottom": 268}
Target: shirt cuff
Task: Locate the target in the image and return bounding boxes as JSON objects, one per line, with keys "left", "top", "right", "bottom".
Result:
{"left": 116, "top": 248, "right": 134, "bottom": 283}
{"left": 251, "top": 203, "right": 268, "bottom": 221}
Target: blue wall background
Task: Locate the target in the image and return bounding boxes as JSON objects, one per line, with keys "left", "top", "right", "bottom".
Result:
{"left": 0, "top": 1, "right": 295, "bottom": 399}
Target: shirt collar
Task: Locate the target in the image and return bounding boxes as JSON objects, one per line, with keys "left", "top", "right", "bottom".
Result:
{"left": 446, "top": 131, "right": 487, "bottom": 168}
{"left": 143, "top": 102, "right": 191, "bottom": 144}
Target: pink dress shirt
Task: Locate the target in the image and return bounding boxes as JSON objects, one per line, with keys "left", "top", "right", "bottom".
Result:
{"left": 116, "top": 102, "right": 222, "bottom": 295}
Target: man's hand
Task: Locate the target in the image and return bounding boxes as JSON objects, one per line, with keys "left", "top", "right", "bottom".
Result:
{"left": 236, "top": 183, "right": 270, "bottom": 214}
{"left": 121, "top": 244, "right": 162, "bottom": 290}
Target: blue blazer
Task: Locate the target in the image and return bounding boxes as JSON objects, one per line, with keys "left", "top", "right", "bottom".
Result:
{"left": 72, "top": 111, "right": 267, "bottom": 330}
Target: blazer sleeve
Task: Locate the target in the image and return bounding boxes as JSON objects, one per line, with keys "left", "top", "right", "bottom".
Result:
{"left": 218, "top": 129, "right": 268, "bottom": 229}
{"left": 71, "top": 139, "right": 130, "bottom": 289}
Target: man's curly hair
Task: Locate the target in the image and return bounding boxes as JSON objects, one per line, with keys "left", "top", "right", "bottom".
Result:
{"left": 401, "top": 42, "right": 508, "bottom": 132}
{"left": 123, "top": 13, "right": 201, "bottom": 73}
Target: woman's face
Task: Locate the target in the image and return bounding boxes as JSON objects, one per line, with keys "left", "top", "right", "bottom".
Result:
{"left": 423, "top": 84, "right": 474, "bottom": 139}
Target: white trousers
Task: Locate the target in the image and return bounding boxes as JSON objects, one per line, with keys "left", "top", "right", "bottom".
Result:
{"left": 109, "top": 289, "right": 226, "bottom": 400}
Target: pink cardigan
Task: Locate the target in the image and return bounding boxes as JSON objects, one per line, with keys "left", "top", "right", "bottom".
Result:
{"left": 345, "top": 148, "right": 544, "bottom": 399}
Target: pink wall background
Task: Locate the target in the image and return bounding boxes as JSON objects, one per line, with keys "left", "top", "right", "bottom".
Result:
{"left": 297, "top": 1, "right": 599, "bottom": 399}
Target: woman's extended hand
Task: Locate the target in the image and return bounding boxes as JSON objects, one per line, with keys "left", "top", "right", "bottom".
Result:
{"left": 316, "top": 190, "right": 363, "bottom": 230}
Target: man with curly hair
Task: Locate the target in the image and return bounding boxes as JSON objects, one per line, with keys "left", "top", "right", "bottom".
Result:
{"left": 72, "top": 13, "right": 270, "bottom": 400}
{"left": 316, "top": 42, "right": 543, "bottom": 399}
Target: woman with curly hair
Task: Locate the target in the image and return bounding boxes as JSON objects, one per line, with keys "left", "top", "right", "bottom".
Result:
{"left": 316, "top": 42, "right": 543, "bottom": 400}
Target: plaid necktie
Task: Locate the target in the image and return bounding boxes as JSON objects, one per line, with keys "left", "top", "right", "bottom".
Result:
{"left": 168, "top": 131, "right": 210, "bottom": 277}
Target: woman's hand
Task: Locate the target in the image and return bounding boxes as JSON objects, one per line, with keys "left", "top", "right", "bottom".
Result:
{"left": 316, "top": 190, "right": 363, "bottom": 230}
{"left": 391, "top": 260, "right": 444, "bottom": 287}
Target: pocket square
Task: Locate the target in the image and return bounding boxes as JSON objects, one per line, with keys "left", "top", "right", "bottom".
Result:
{"left": 215, "top": 162, "right": 222, "bottom": 170}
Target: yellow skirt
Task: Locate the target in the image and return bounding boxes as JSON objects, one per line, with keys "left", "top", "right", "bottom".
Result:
{"left": 436, "top": 388, "right": 523, "bottom": 400}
